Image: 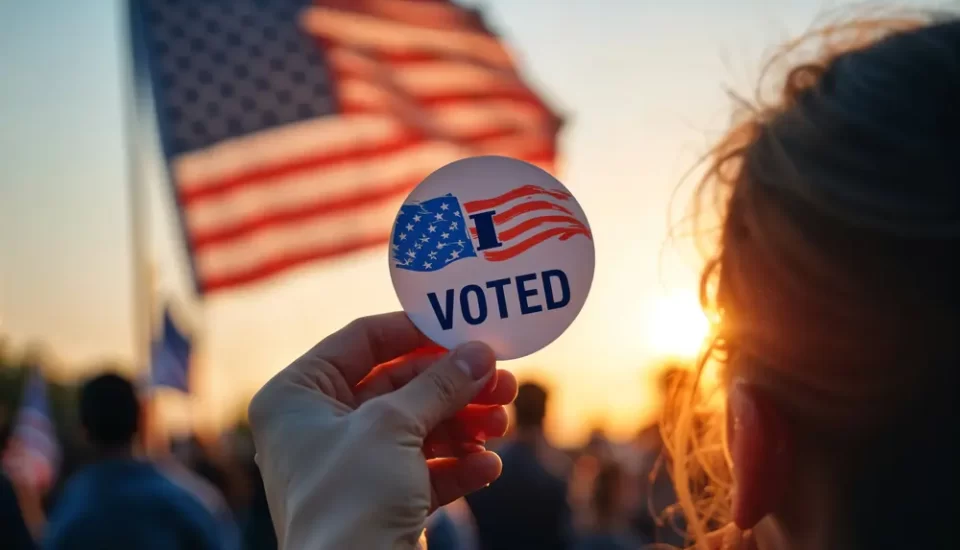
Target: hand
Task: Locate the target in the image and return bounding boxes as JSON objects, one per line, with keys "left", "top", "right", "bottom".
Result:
{"left": 248, "top": 312, "right": 517, "bottom": 550}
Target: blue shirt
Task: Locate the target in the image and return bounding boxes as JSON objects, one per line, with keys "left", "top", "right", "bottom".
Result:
{"left": 43, "top": 459, "right": 223, "bottom": 550}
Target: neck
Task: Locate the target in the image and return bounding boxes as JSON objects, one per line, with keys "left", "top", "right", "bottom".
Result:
{"left": 514, "top": 426, "right": 544, "bottom": 445}
{"left": 592, "top": 514, "right": 627, "bottom": 533}
{"left": 93, "top": 445, "right": 135, "bottom": 461}
{"left": 753, "top": 466, "right": 849, "bottom": 550}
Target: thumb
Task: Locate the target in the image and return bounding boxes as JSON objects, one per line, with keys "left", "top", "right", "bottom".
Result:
{"left": 387, "top": 341, "right": 497, "bottom": 435}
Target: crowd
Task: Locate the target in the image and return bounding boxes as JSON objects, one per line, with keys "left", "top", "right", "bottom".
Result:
{"left": 0, "top": 366, "right": 692, "bottom": 549}
{"left": 0, "top": 372, "right": 273, "bottom": 549}
{"left": 426, "top": 371, "right": 691, "bottom": 550}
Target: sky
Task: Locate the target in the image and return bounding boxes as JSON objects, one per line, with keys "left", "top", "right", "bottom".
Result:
{"left": 0, "top": 0, "right": 950, "bottom": 445}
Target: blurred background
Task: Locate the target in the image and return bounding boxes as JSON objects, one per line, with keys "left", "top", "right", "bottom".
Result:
{"left": 1, "top": 1, "right": 955, "bottom": 549}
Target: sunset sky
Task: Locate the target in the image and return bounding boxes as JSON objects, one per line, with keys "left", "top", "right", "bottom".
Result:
{"left": 0, "top": 0, "right": 948, "bottom": 445}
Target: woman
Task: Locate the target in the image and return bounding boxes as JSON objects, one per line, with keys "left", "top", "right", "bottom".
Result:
{"left": 248, "top": 15, "right": 959, "bottom": 550}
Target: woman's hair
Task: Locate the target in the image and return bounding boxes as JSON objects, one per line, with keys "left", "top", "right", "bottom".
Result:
{"left": 661, "top": 11, "right": 960, "bottom": 549}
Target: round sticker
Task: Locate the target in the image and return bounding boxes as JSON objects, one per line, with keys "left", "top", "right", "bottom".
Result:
{"left": 389, "top": 155, "right": 595, "bottom": 360}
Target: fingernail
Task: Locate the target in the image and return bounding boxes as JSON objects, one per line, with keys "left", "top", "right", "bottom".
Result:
{"left": 454, "top": 342, "right": 496, "bottom": 380}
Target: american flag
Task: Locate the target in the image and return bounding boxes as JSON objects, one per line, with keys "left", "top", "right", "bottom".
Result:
{"left": 149, "top": 306, "right": 192, "bottom": 393}
{"left": 132, "top": 0, "right": 562, "bottom": 295}
{"left": 392, "top": 184, "right": 591, "bottom": 272}
{"left": 1, "top": 369, "right": 60, "bottom": 491}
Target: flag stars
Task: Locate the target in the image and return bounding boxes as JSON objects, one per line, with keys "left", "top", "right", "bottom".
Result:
{"left": 392, "top": 196, "right": 478, "bottom": 271}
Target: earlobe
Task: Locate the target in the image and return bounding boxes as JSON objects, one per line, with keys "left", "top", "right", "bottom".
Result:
{"left": 728, "top": 379, "right": 792, "bottom": 530}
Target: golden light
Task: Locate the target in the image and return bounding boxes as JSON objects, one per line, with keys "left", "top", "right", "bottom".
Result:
{"left": 646, "top": 291, "right": 710, "bottom": 359}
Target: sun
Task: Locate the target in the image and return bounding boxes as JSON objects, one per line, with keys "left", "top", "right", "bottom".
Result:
{"left": 647, "top": 291, "right": 710, "bottom": 359}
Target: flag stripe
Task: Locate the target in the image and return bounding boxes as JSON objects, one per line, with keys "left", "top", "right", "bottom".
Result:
{"left": 180, "top": 129, "right": 421, "bottom": 203}
{"left": 177, "top": 109, "right": 555, "bottom": 202}
{"left": 336, "top": 92, "right": 555, "bottom": 132}
{"left": 463, "top": 185, "right": 572, "bottom": 213}
{"left": 462, "top": 182, "right": 591, "bottom": 263}
{"left": 196, "top": 195, "right": 402, "bottom": 284}
{"left": 316, "top": 0, "right": 488, "bottom": 33}
{"left": 181, "top": 125, "right": 553, "bottom": 208}
{"left": 340, "top": 82, "right": 546, "bottom": 112}
{"left": 301, "top": 6, "right": 516, "bottom": 69}
{"left": 483, "top": 226, "right": 592, "bottom": 262}
{"left": 190, "top": 145, "right": 555, "bottom": 244}
{"left": 204, "top": 234, "right": 391, "bottom": 293}
{"left": 192, "top": 175, "right": 422, "bottom": 249}
{"left": 470, "top": 214, "right": 585, "bottom": 242}
{"left": 174, "top": 115, "right": 403, "bottom": 193}
{"left": 490, "top": 200, "right": 575, "bottom": 225}
{"left": 193, "top": 147, "right": 557, "bottom": 280}
{"left": 185, "top": 139, "right": 555, "bottom": 241}
{"left": 327, "top": 47, "right": 535, "bottom": 101}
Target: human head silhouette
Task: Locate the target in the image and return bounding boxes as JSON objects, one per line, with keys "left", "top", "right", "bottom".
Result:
{"left": 665, "top": 15, "right": 960, "bottom": 550}
{"left": 513, "top": 381, "right": 548, "bottom": 431}
{"left": 79, "top": 373, "right": 141, "bottom": 454}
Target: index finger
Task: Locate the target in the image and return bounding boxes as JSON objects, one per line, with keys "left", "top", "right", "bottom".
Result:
{"left": 300, "top": 312, "right": 434, "bottom": 386}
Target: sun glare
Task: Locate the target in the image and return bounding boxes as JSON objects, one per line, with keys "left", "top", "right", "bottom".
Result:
{"left": 647, "top": 292, "right": 710, "bottom": 359}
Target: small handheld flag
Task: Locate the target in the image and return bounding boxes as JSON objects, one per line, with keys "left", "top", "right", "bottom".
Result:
{"left": 149, "top": 307, "right": 192, "bottom": 393}
{"left": 1, "top": 368, "right": 60, "bottom": 491}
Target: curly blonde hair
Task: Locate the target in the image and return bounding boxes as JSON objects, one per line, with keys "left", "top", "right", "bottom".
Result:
{"left": 658, "top": 9, "right": 955, "bottom": 549}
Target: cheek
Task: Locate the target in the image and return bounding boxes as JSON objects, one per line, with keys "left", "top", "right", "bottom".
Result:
{"left": 726, "top": 401, "right": 735, "bottom": 458}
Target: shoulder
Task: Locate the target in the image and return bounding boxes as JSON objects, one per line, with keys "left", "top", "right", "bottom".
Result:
{"left": 540, "top": 445, "right": 574, "bottom": 481}
{"left": 155, "top": 460, "right": 231, "bottom": 517}
{"left": 137, "top": 464, "right": 217, "bottom": 519}
{"left": 46, "top": 467, "right": 95, "bottom": 519}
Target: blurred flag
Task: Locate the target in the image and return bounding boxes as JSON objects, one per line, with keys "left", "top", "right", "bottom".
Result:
{"left": 131, "top": 0, "right": 563, "bottom": 295}
{"left": 1, "top": 368, "right": 60, "bottom": 491}
{"left": 150, "top": 306, "right": 193, "bottom": 393}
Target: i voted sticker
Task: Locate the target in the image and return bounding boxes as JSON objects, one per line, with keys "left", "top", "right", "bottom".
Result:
{"left": 389, "top": 156, "right": 595, "bottom": 360}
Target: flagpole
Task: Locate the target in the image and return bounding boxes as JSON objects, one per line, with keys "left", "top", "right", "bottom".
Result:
{"left": 121, "top": 0, "right": 166, "bottom": 457}
{"left": 121, "top": 0, "right": 151, "bottom": 384}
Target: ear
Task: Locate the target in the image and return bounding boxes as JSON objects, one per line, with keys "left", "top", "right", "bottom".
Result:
{"left": 727, "top": 379, "right": 792, "bottom": 530}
